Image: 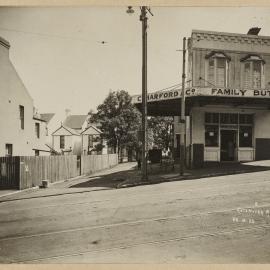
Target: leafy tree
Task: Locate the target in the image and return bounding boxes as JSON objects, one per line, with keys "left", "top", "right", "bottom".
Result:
{"left": 89, "top": 90, "right": 141, "bottom": 158}
{"left": 148, "top": 116, "right": 174, "bottom": 151}
{"left": 92, "top": 143, "right": 104, "bottom": 154}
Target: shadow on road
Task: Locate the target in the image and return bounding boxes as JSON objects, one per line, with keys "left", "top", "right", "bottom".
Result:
{"left": 69, "top": 161, "right": 270, "bottom": 189}
{"left": 69, "top": 165, "right": 140, "bottom": 189}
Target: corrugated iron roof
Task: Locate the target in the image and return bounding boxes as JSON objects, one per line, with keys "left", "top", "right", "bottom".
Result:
{"left": 63, "top": 115, "right": 88, "bottom": 129}
{"left": 40, "top": 113, "right": 55, "bottom": 123}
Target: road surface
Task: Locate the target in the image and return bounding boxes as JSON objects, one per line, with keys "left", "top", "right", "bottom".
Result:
{"left": 1, "top": 164, "right": 270, "bottom": 263}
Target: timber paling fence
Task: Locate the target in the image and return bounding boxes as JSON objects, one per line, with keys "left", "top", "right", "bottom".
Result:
{"left": 0, "top": 154, "right": 118, "bottom": 190}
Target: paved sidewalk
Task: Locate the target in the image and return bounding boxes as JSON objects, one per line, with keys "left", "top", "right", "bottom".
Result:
{"left": 0, "top": 162, "right": 136, "bottom": 202}
{"left": 118, "top": 160, "right": 270, "bottom": 187}
{"left": 2, "top": 160, "right": 270, "bottom": 202}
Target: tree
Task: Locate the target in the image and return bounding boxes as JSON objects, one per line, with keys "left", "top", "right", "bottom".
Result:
{"left": 148, "top": 116, "right": 174, "bottom": 151}
{"left": 90, "top": 90, "right": 141, "bottom": 159}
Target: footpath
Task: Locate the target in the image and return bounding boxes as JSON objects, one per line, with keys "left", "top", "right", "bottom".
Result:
{"left": 0, "top": 162, "right": 136, "bottom": 202}
{"left": 1, "top": 160, "right": 270, "bottom": 202}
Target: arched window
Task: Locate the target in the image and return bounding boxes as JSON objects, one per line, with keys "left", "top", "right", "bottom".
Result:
{"left": 205, "top": 51, "right": 231, "bottom": 88}
{"left": 241, "top": 54, "right": 265, "bottom": 89}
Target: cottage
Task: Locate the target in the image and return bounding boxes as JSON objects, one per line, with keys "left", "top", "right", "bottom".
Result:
{"left": 52, "top": 114, "right": 107, "bottom": 155}
{"left": 81, "top": 125, "right": 107, "bottom": 155}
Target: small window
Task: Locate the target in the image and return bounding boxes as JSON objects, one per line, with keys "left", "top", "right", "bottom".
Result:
{"left": 88, "top": 135, "right": 93, "bottom": 148}
{"left": 239, "top": 126, "right": 253, "bottom": 147}
{"left": 35, "top": 150, "right": 40, "bottom": 156}
{"left": 5, "top": 144, "right": 13, "bottom": 156}
{"left": 242, "top": 55, "right": 265, "bottom": 89}
{"left": 19, "top": 105, "right": 24, "bottom": 130}
{"left": 35, "top": 123, "right": 40, "bottom": 138}
{"left": 205, "top": 125, "right": 219, "bottom": 147}
{"left": 60, "top": 136, "right": 65, "bottom": 149}
{"left": 205, "top": 52, "right": 230, "bottom": 88}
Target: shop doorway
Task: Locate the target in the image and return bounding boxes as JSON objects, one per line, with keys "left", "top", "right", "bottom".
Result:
{"left": 220, "top": 130, "right": 237, "bottom": 161}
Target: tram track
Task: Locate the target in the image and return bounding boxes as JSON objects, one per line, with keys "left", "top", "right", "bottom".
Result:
{"left": 1, "top": 171, "right": 270, "bottom": 263}
{"left": 16, "top": 223, "right": 270, "bottom": 263}
{"left": 1, "top": 200, "right": 270, "bottom": 242}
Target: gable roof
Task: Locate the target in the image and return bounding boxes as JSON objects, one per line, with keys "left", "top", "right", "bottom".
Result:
{"left": 81, "top": 125, "right": 102, "bottom": 135}
{"left": 40, "top": 113, "right": 55, "bottom": 123}
{"left": 63, "top": 115, "right": 88, "bottom": 129}
{"left": 52, "top": 125, "right": 80, "bottom": 136}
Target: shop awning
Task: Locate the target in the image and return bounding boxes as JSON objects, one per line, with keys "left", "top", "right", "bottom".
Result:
{"left": 132, "top": 87, "right": 270, "bottom": 116}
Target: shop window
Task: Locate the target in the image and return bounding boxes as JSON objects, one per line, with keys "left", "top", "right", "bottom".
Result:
{"left": 241, "top": 55, "right": 265, "bottom": 89}
{"left": 239, "top": 114, "right": 253, "bottom": 124}
{"left": 205, "top": 113, "right": 219, "bottom": 124}
{"left": 239, "top": 126, "right": 253, "bottom": 147}
{"left": 205, "top": 125, "right": 219, "bottom": 147}
{"left": 220, "top": 113, "right": 238, "bottom": 124}
{"left": 60, "top": 135, "right": 65, "bottom": 149}
{"left": 205, "top": 52, "right": 230, "bottom": 88}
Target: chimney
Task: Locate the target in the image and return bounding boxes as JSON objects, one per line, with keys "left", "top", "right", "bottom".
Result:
{"left": 247, "top": 27, "right": 261, "bottom": 35}
{"left": 65, "top": 108, "right": 71, "bottom": 117}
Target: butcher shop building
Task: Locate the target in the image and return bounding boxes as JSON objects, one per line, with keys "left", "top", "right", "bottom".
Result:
{"left": 133, "top": 28, "right": 270, "bottom": 168}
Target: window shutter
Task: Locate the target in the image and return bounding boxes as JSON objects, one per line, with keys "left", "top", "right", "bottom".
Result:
{"left": 253, "top": 61, "right": 261, "bottom": 89}
{"left": 208, "top": 59, "right": 215, "bottom": 86}
{"left": 244, "top": 62, "right": 251, "bottom": 89}
{"left": 216, "top": 58, "right": 226, "bottom": 87}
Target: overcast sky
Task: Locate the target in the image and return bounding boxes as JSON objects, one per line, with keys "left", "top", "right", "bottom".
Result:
{"left": 0, "top": 6, "right": 270, "bottom": 117}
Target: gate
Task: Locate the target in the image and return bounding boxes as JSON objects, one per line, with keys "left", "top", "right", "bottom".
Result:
{"left": 0, "top": 157, "right": 20, "bottom": 189}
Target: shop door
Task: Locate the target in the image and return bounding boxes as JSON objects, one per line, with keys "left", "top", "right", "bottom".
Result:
{"left": 220, "top": 130, "right": 237, "bottom": 161}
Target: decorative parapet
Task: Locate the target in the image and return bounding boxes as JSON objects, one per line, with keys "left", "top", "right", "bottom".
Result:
{"left": 192, "top": 30, "right": 270, "bottom": 46}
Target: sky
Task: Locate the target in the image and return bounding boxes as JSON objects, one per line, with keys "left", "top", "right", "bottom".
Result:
{"left": 0, "top": 6, "right": 270, "bottom": 119}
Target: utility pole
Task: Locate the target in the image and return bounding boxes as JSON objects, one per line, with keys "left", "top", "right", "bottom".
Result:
{"left": 126, "top": 6, "right": 152, "bottom": 181}
{"left": 180, "top": 37, "right": 186, "bottom": 176}
{"left": 140, "top": 6, "right": 148, "bottom": 181}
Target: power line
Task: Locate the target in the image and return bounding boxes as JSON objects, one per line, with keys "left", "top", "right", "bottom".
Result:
{"left": 0, "top": 26, "right": 101, "bottom": 44}
{"left": 153, "top": 83, "right": 182, "bottom": 93}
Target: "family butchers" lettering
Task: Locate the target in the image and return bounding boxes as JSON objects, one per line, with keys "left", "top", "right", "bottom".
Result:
{"left": 211, "top": 88, "right": 270, "bottom": 97}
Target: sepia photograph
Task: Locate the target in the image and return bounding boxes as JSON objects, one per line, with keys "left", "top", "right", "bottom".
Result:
{"left": 1, "top": 2, "right": 270, "bottom": 264}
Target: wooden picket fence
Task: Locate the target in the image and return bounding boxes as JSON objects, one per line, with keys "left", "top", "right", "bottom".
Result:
{"left": 19, "top": 155, "right": 78, "bottom": 190}
{"left": 0, "top": 154, "right": 118, "bottom": 190}
{"left": 81, "top": 154, "right": 118, "bottom": 175}
{"left": 0, "top": 157, "right": 20, "bottom": 189}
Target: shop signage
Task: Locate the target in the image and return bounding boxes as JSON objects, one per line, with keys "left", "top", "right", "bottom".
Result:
{"left": 132, "top": 87, "right": 270, "bottom": 104}
{"left": 205, "top": 88, "right": 270, "bottom": 98}
{"left": 132, "top": 89, "right": 182, "bottom": 104}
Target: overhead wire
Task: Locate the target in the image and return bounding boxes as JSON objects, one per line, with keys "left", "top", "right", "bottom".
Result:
{"left": 0, "top": 26, "right": 98, "bottom": 43}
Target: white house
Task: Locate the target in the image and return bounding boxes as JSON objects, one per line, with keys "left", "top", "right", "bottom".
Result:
{"left": 52, "top": 114, "right": 107, "bottom": 155}
{"left": 0, "top": 36, "right": 51, "bottom": 156}
{"left": 33, "top": 112, "right": 55, "bottom": 155}
{"left": 81, "top": 125, "right": 107, "bottom": 155}
{"left": 52, "top": 124, "right": 81, "bottom": 155}
{"left": 52, "top": 114, "right": 88, "bottom": 155}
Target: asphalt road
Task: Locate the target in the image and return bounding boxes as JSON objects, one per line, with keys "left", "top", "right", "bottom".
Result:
{"left": 1, "top": 164, "right": 270, "bottom": 263}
